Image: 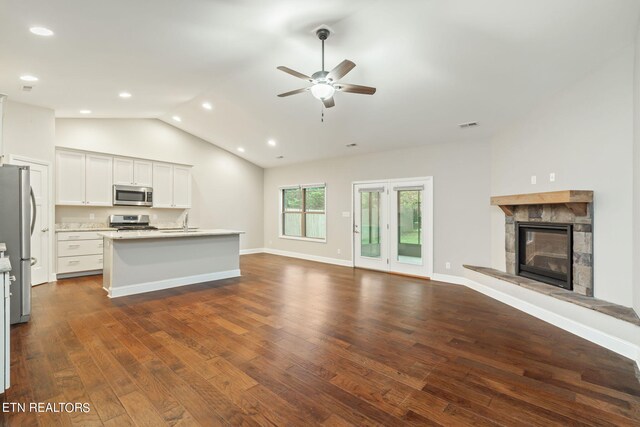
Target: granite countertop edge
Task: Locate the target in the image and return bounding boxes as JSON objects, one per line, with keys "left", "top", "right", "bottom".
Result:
{"left": 55, "top": 225, "right": 200, "bottom": 232}
{"left": 99, "top": 229, "right": 245, "bottom": 240}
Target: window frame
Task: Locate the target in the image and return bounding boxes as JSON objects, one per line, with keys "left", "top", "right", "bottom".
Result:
{"left": 279, "top": 184, "right": 327, "bottom": 243}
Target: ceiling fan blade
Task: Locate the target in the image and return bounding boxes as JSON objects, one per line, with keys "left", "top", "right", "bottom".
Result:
{"left": 335, "top": 83, "right": 376, "bottom": 95}
{"left": 277, "top": 87, "right": 310, "bottom": 97}
{"left": 327, "top": 60, "right": 356, "bottom": 82}
{"left": 277, "top": 66, "right": 313, "bottom": 82}
{"left": 322, "top": 97, "right": 335, "bottom": 108}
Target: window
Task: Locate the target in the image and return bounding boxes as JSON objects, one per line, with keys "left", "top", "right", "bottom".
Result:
{"left": 280, "top": 184, "right": 326, "bottom": 241}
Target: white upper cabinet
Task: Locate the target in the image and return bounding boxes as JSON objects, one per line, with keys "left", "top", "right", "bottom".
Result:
{"left": 56, "top": 151, "right": 85, "bottom": 205}
{"left": 153, "top": 163, "right": 191, "bottom": 208}
{"left": 172, "top": 166, "right": 191, "bottom": 208}
{"left": 113, "top": 158, "right": 134, "bottom": 185}
{"left": 113, "top": 158, "right": 153, "bottom": 187}
{"left": 152, "top": 163, "right": 173, "bottom": 208}
{"left": 133, "top": 161, "right": 153, "bottom": 187}
{"left": 85, "top": 154, "right": 113, "bottom": 206}
{"left": 56, "top": 149, "right": 190, "bottom": 208}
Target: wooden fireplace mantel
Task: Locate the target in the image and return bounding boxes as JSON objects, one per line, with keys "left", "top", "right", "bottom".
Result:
{"left": 490, "top": 190, "right": 593, "bottom": 216}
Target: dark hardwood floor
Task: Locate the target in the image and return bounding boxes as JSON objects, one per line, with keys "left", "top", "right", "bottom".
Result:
{"left": 2, "top": 253, "right": 639, "bottom": 426}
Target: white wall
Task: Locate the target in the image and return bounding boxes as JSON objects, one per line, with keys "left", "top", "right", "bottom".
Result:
{"left": 55, "top": 119, "right": 264, "bottom": 250}
{"left": 491, "top": 46, "right": 635, "bottom": 306}
{"left": 264, "top": 140, "right": 492, "bottom": 277}
{"left": 2, "top": 100, "right": 55, "bottom": 164}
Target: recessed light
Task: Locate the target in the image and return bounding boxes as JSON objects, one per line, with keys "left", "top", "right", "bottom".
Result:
{"left": 20, "top": 75, "right": 38, "bottom": 82}
{"left": 119, "top": 92, "right": 132, "bottom": 98}
{"left": 79, "top": 110, "right": 91, "bottom": 114}
{"left": 172, "top": 116, "right": 182, "bottom": 122}
{"left": 29, "top": 27, "right": 54, "bottom": 37}
{"left": 237, "top": 147, "right": 245, "bottom": 153}
{"left": 202, "top": 102, "right": 213, "bottom": 110}
{"left": 268, "top": 139, "right": 277, "bottom": 147}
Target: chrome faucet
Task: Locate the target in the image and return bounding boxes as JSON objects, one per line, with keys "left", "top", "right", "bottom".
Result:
{"left": 183, "top": 211, "right": 189, "bottom": 232}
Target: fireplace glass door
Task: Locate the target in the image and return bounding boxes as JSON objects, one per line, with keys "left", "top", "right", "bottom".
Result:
{"left": 516, "top": 223, "right": 572, "bottom": 290}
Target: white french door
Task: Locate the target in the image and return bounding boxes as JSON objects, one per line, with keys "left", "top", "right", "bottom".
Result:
{"left": 353, "top": 178, "right": 433, "bottom": 277}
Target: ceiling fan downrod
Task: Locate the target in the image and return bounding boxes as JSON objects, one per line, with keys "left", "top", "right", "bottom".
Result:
{"left": 316, "top": 28, "right": 330, "bottom": 72}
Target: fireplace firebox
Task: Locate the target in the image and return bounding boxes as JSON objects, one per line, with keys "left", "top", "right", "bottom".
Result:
{"left": 515, "top": 222, "right": 572, "bottom": 290}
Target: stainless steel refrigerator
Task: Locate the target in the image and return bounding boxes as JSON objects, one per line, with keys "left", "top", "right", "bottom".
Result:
{"left": 0, "top": 164, "right": 33, "bottom": 324}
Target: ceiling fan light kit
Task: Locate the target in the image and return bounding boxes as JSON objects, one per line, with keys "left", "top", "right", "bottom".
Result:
{"left": 277, "top": 28, "right": 376, "bottom": 110}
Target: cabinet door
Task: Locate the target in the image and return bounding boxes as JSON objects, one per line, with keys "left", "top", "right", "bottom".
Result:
{"left": 56, "top": 151, "right": 85, "bottom": 205}
{"left": 172, "top": 166, "right": 191, "bottom": 208}
{"left": 133, "top": 160, "right": 153, "bottom": 187}
{"left": 113, "top": 158, "right": 134, "bottom": 185}
{"left": 152, "top": 163, "right": 173, "bottom": 207}
{"left": 85, "top": 154, "right": 113, "bottom": 206}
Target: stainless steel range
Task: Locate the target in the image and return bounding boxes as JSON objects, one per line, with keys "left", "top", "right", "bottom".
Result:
{"left": 108, "top": 215, "right": 157, "bottom": 231}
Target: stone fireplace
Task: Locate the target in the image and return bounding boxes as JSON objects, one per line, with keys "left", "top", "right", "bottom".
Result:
{"left": 492, "top": 191, "right": 594, "bottom": 296}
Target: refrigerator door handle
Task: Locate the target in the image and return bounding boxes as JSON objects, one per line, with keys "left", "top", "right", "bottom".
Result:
{"left": 30, "top": 188, "right": 36, "bottom": 236}
{"left": 18, "top": 167, "right": 31, "bottom": 260}
{"left": 20, "top": 260, "right": 31, "bottom": 318}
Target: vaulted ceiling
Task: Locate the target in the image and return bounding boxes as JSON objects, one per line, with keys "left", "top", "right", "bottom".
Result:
{"left": 1, "top": 0, "right": 639, "bottom": 167}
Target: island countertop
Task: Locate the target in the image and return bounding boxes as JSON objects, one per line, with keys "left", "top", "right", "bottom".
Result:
{"left": 99, "top": 229, "right": 244, "bottom": 240}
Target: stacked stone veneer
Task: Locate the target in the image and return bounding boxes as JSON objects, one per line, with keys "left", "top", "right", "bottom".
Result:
{"left": 505, "top": 203, "right": 593, "bottom": 296}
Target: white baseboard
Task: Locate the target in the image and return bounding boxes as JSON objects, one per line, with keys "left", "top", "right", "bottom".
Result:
{"left": 430, "top": 271, "right": 640, "bottom": 371}
{"left": 262, "top": 248, "right": 353, "bottom": 267}
{"left": 431, "top": 273, "right": 466, "bottom": 286}
{"left": 240, "top": 248, "right": 266, "bottom": 255}
{"left": 107, "top": 269, "right": 241, "bottom": 298}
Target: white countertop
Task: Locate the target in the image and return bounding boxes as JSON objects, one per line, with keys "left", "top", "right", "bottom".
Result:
{"left": 99, "top": 229, "right": 244, "bottom": 240}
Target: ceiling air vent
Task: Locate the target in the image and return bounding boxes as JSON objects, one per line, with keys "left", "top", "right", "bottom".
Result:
{"left": 22, "top": 85, "right": 33, "bottom": 92}
{"left": 458, "top": 121, "right": 479, "bottom": 129}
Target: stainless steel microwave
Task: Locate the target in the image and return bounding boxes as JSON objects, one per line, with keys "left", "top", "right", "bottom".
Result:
{"left": 113, "top": 185, "right": 153, "bottom": 207}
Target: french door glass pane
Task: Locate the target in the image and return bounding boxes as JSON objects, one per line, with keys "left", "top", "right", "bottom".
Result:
{"left": 283, "top": 213, "right": 302, "bottom": 236}
{"left": 306, "top": 214, "right": 326, "bottom": 239}
{"left": 397, "top": 190, "right": 422, "bottom": 264}
{"left": 360, "top": 191, "right": 381, "bottom": 258}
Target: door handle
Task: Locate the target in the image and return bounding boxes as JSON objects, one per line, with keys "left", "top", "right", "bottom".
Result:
{"left": 30, "top": 257, "right": 37, "bottom": 266}
{"left": 41, "top": 227, "right": 49, "bottom": 232}
{"left": 353, "top": 225, "right": 360, "bottom": 234}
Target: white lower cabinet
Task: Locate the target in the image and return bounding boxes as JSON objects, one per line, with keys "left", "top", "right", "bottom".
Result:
{"left": 56, "top": 231, "right": 104, "bottom": 277}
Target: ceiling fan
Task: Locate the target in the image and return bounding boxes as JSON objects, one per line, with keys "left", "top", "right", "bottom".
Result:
{"left": 277, "top": 28, "right": 376, "bottom": 109}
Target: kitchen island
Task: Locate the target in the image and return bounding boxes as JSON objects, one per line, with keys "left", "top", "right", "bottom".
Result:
{"left": 99, "top": 229, "right": 244, "bottom": 298}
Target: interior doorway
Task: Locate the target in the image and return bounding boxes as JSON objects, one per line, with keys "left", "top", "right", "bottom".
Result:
{"left": 9, "top": 156, "right": 51, "bottom": 286}
{"left": 353, "top": 177, "right": 433, "bottom": 277}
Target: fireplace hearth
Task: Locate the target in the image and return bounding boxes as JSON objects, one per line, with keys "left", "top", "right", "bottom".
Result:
{"left": 516, "top": 222, "right": 572, "bottom": 290}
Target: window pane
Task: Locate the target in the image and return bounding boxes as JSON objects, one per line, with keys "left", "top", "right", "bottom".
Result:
{"left": 283, "top": 188, "right": 302, "bottom": 211}
{"left": 306, "top": 213, "right": 326, "bottom": 239}
{"left": 283, "top": 213, "right": 302, "bottom": 236}
{"left": 398, "top": 190, "right": 422, "bottom": 264}
{"left": 360, "top": 191, "right": 381, "bottom": 258}
{"left": 304, "top": 187, "right": 325, "bottom": 212}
